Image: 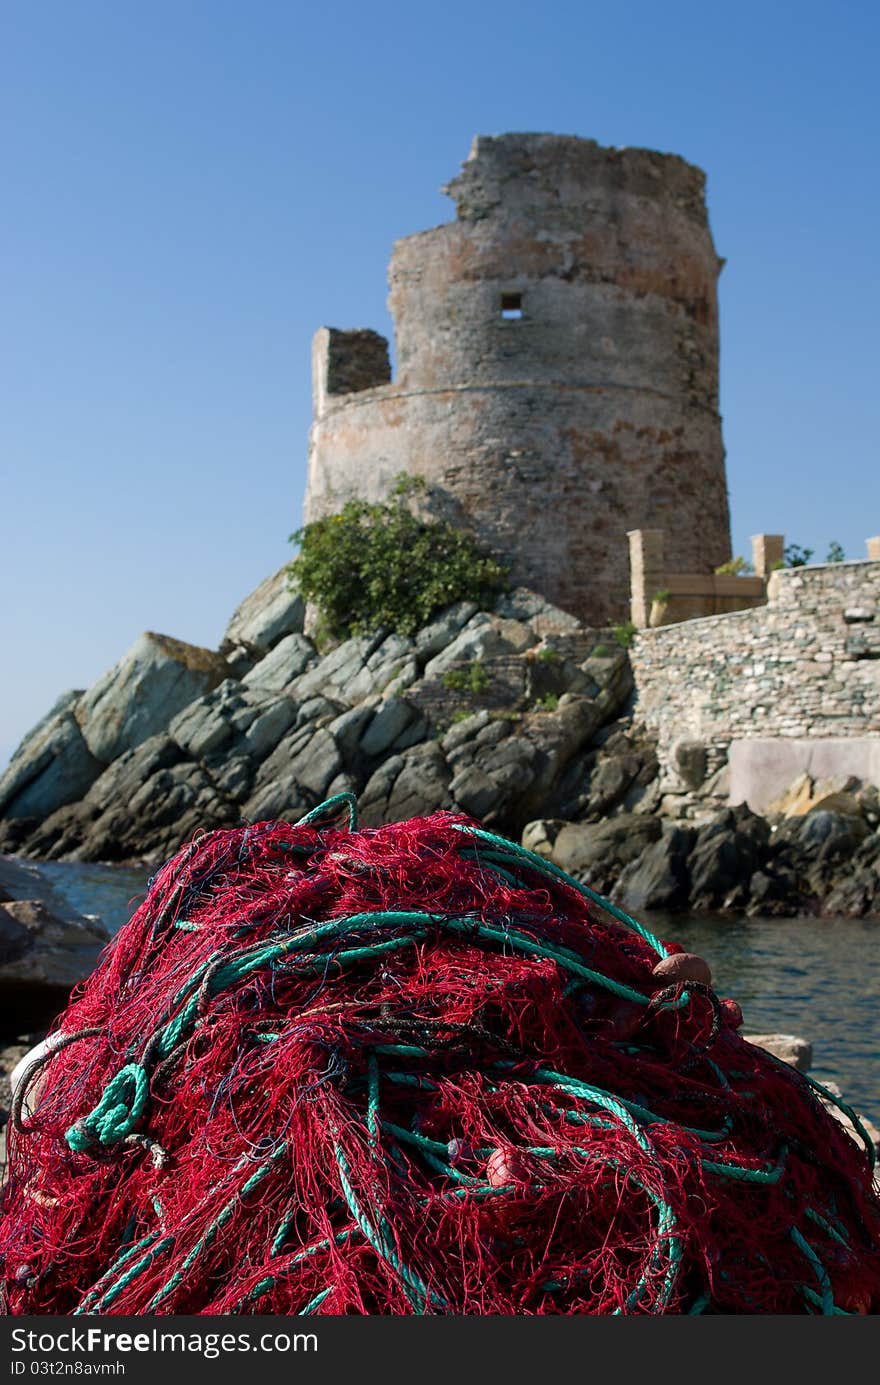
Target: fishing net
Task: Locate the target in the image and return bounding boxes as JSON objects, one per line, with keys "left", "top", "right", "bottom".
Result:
{"left": 2, "top": 794, "right": 879, "bottom": 1314}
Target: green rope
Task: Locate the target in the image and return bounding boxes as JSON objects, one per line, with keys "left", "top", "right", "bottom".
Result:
{"left": 65, "top": 1063, "right": 149, "bottom": 1154}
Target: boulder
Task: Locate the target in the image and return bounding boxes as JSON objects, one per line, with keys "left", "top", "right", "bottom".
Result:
{"left": 240, "top": 633, "right": 316, "bottom": 693}
{"left": 747, "top": 867, "right": 801, "bottom": 916}
{"left": 360, "top": 743, "right": 453, "bottom": 825}
{"left": 687, "top": 806, "right": 771, "bottom": 908}
{"left": 0, "top": 898, "right": 110, "bottom": 1031}
{"left": 169, "top": 680, "right": 248, "bottom": 759}
{"left": 77, "top": 632, "right": 232, "bottom": 764}
{"left": 550, "top": 814, "right": 662, "bottom": 886}
{"left": 520, "top": 819, "right": 566, "bottom": 858}
{"left": 613, "top": 826, "right": 695, "bottom": 912}
{"left": 414, "top": 601, "right": 480, "bottom": 661}
{"left": 0, "top": 695, "right": 103, "bottom": 821}
{"left": 493, "top": 587, "right": 581, "bottom": 638}
{"left": 423, "top": 614, "right": 537, "bottom": 680}
{"left": 291, "top": 632, "right": 416, "bottom": 707}
{"left": 359, "top": 698, "right": 426, "bottom": 759}
{"left": 243, "top": 726, "right": 343, "bottom": 822}
{"left": 673, "top": 740, "right": 707, "bottom": 791}
{"left": 221, "top": 566, "right": 305, "bottom": 656}
{"left": 743, "top": 1032, "right": 813, "bottom": 1073}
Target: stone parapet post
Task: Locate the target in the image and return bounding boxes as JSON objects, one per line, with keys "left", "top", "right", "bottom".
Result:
{"left": 628, "top": 529, "right": 665, "bottom": 627}
{"left": 751, "top": 534, "right": 785, "bottom": 580}
{"left": 867, "top": 537, "right": 880, "bottom": 561}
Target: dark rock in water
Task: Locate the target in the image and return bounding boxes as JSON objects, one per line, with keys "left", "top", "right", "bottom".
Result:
{"left": 0, "top": 897, "right": 110, "bottom": 1035}
{"left": 687, "top": 806, "right": 771, "bottom": 909}
{"left": 613, "top": 825, "right": 695, "bottom": 911}
{"left": 747, "top": 867, "right": 801, "bottom": 916}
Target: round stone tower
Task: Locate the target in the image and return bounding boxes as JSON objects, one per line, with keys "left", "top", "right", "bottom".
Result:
{"left": 305, "top": 133, "right": 732, "bottom": 624}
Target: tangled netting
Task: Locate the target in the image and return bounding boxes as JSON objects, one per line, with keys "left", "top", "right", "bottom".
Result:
{"left": 2, "top": 794, "right": 879, "bottom": 1315}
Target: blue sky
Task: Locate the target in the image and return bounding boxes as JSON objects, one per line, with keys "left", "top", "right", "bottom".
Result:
{"left": 3, "top": 0, "right": 878, "bottom": 769}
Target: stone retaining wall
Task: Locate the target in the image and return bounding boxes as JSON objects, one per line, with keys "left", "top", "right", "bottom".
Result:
{"left": 630, "top": 560, "right": 880, "bottom": 809}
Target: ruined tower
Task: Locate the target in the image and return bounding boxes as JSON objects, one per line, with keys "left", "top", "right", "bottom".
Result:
{"left": 305, "top": 133, "right": 732, "bottom": 624}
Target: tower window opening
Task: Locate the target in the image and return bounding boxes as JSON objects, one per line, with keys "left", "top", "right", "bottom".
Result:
{"left": 500, "top": 293, "right": 523, "bottom": 320}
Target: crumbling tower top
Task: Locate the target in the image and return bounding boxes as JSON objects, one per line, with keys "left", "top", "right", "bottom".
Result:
{"left": 306, "top": 133, "right": 731, "bottom": 625}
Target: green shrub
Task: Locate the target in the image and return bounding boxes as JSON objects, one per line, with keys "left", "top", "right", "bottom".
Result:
{"left": 533, "top": 692, "right": 558, "bottom": 712}
{"left": 826, "top": 540, "right": 846, "bottom": 563}
{"left": 590, "top": 642, "right": 609, "bottom": 658}
{"left": 288, "top": 475, "right": 508, "bottom": 640}
{"left": 784, "top": 543, "right": 815, "bottom": 568}
{"left": 535, "top": 645, "right": 560, "bottom": 664}
{"left": 441, "top": 660, "right": 491, "bottom": 695}
{"left": 612, "top": 620, "right": 638, "bottom": 648}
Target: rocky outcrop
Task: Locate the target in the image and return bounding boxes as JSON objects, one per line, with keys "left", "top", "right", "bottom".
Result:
{"left": 3, "top": 564, "right": 880, "bottom": 920}
{"left": 0, "top": 578, "right": 633, "bottom": 863}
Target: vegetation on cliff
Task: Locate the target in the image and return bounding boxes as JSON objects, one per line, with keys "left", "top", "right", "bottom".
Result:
{"left": 288, "top": 475, "right": 508, "bottom": 641}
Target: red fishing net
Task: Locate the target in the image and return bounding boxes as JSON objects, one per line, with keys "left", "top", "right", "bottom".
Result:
{"left": 2, "top": 795, "right": 879, "bottom": 1314}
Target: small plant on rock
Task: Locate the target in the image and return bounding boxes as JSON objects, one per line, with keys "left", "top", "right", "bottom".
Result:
{"left": 612, "top": 620, "right": 638, "bottom": 649}
{"left": 442, "top": 660, "right": 491, "bottom": 695}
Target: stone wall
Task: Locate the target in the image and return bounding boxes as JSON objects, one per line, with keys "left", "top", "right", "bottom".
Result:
{"left": 305, "top": 133, "right": 732, "bottom": 627}
{"left": 630, "top": 560, "right": 880, "bottom": 811}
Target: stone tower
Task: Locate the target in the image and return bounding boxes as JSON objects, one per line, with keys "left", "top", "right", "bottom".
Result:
{"left": 305, "top": 133, "right": 732, "bottom": 624}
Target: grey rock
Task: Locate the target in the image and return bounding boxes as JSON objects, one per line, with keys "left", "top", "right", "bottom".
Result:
{"left": 169, "top": 679, "right": 246, "bottom": 759}
{"left": 414, "top": 601, "right": 479, "bottom": 660}
{"left": 551, "top": 814, "right": 662, "bottom": 884}
{"left": 239, "top": 698, "right": 298, "bottom": 759}
{"left": 328, "top": 706, "right": 376, "bottom": 759}
{"left": 493, "top": 587, "right": 581, "bottom": 637}
{"left": 687, "top": 806, "right": 771, "bottom": 908}
{"left": 84, "top": 734, "right": 184, "bottom": 811}
{"left": 241, "top": 633, "right": 316, "bottom": 693}
{"left": 221, "top": 566, "right": 305, "bottom": 655}
{"left": 77, "top": 632, "right": 231, "bottom": 764}
{"left": 345, "top": 634, "right": 420, "bottom": 704}
{"left": 674, "top": 740, "right": 707, "bottom": 790}
{"left": 360, "top": 698, "right": 421, "bottom": 759}
{"left": 449, "top": 764, "right": 504, "bottom": 820}
{"left": 423, "top": 614, "right": 537, "bottom": 680}
{"left": 75, "top": 761, "right": 237, "bottom": 863}
{"left": 360, "top": 742, "right": 453, "bottom": 825}
{"left": 613, "top": 826, "right": 695, "bottom": 912}
{"left": 290, "top": 631, "right": 388, "bottom": 705}
{"left": 295, "top": 696, "right": 343, "bottom": 728}
{"left": 440, "top": 711, "right": 491, "bottom": 755}
{"left": 243, "top": 726, "right": 342, "bottom": 823}
{"left": 209, "top": 754, "right": 254, "bottom": 802}
{"left": 743, "top": 1033, "right": 813, "bottom": 1073}
{"left": 747, "top": 867, "right": 800, "bottom": 916}
{"left": 0, "top": 705, "right": 104, "bottom": 821}
{"left": 0, "top": 897, "right": 109, "bottom": 996}
{"left": 520, "top": 819, "right": 566, "bottom": 858}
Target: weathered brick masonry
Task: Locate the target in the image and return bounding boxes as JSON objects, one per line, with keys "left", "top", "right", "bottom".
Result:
{"left": 630, "top": 562, "right": 880, "bottom": 810}
{"left": 305, "top": 133, "right": 732, "bottom": 626}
